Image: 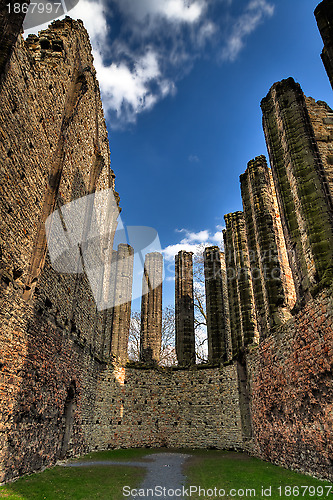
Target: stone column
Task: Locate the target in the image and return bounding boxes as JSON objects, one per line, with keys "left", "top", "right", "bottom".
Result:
{"left": 110, "top": 244, "right": 134, "bottom": 364}
{"left": 102, "top": 249, "right": 117, "bottom": 357}
{"left": 204, "top": 246, "right": 228, "bottom": 363}
{"left": 175, "top": 250, "right": 195, "bottom": 365}
{"left": 223, "top": 212, "right": 258, "bottom": 358}
{"left": 140, "top": 252, "right": 163, "bottom": 364}
{"left": 261, "top": 77, "right": 333, "bottom": 300}
{"left": 240, "top": 156, "right": 296, "bottom": 335}
{"left": 315, "top": 0, "right": 333, "bottom": 90}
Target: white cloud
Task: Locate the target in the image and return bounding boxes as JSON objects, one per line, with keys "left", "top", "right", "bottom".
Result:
{"left": 113, "top": 0, "right": 205, "bottom": 25}
{"left": 93, "top": 49, "right": 175, "bottom": 121}
{"left": 163, "top": 242, "right": 202, "bottom": 261}
{"left": 24, "top": 0, "right": 275, "bottom": 127}
{"left": 221, "top": 0, "right": 274, "bottom": 61}
{"left": 188, "top": 154, "right": 200, "bottom": 163}
{"left": 70, "top": 0, "right": 107, "bottom": 47}
{"left": 211, "top": 230, "right": 224, "bottom": 244}
{"left": 163, "top": 227, "right": 224, "bottom": 261}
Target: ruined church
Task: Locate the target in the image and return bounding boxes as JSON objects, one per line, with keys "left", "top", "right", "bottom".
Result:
{"left": 0, "top": 0, "right": 333, "bottom": 484}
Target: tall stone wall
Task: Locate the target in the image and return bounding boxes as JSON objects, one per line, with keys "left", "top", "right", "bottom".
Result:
{"left": 0, "top": 19, "right": 119, "bottom": 482}
{"left": 261, "top": 78, "right": 333, "bottom": 301}
{"left": 315, "top": 0, "right": 333, "bottom": 90}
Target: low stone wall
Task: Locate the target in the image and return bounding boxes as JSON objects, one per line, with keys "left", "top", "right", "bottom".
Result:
{"left": 90, "top": 364, "right": 244, "bottom": 451}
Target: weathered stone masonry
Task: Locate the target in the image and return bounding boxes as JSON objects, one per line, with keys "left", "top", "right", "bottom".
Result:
{"left": 223, "top": 212, "right": 258, "bottom": 356}
{"left": 175, "top": 251, "right": 196, "bottom": 366}
{"left": 0, "top": 17, "right": 119, "bottom": 482}
{"left": 140, "top": 252, "right": 163, "bottom": 364}
{"left": 240, "top": 156, "right": 295, "bottom": 335}
{"left": 110, "top": 244, "right": 134, "bottom": 364}
{"left": 261, "top": 77, "right": 333, "bottom": 300}
{"left": 204, "top": 246, "right": 229, "bottom": 363}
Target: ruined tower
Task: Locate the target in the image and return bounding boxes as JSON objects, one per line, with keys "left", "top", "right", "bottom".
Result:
{"left": 140, "top": 252, "right": 163, "bottom": 364}
{"left": 315, "top": 0, "right": 333, "bottom": 90}
{"left": 261, "top": 77, "right": 333, "bottom": 300}
{"left": 175, "top": 251, "right": 196, "bottom": 365}
{"left": 240, "top": 156, "right": 296, "bottom": 335}
{"left": 204, "top": 246, "right": 229, "bottom": 363}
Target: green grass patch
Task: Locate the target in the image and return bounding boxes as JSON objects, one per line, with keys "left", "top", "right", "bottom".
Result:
{"left": 0, "top": 449, "right": 152, "bottom": 500}
{"left": 1, "top": 449, "right": 332, "bottom": 500}
{"left": 185, "top": 450, "right": 333, "bottom": 499}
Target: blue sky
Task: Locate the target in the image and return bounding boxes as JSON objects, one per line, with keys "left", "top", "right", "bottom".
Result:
{"left": 26, "top": 0, "right": 333, "bottom": 310}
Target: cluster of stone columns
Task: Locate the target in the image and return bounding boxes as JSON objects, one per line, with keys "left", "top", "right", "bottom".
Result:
{"left": 103, "top": 249, "right": 164, "bottom": 366}
{"left": 103, "top": 55, "right": 333, "bottom": 368}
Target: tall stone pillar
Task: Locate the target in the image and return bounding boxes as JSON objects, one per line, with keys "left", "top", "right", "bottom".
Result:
{"left": 240, "top": 156, "right": 296, "bottom": 335}
{"left": 102, "top": 249, "right": 117, "bottom": 357}
{"left": 223, "top": 212, "right": 258, "bottom": 358}
{"left": 110, "top": 244, "right": 134, "bottom": 364}
{"left": 204, "top": 246, "right": 228, "bottom": 363}
{"left": 315, "top": 0, "right": 333, "bottom": 90}
{"left": 140, "top": 252, "right": 163, "bottom": 364}
{"left": 175, "top": 251, "right": 196, "bottom": 365}
{"left": 261, "top": 77, "right": 333, "bottom": 300}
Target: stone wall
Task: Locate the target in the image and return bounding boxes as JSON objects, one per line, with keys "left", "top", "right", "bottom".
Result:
{"left": 0, "top": 18, "right": 118, "bottom": 482}
{"left": 92, "top": 364, "right": 244, "bottom": 451}
{"left": 248, "top": 288, "right": 333, "bottom": 481}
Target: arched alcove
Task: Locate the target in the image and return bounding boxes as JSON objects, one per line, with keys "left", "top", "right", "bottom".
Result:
{"left": 59, "top": 381, "right": 76, "bottom": 459}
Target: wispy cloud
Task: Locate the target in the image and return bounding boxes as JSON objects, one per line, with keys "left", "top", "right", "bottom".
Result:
{"left": 163, "top": 226, "right": 224, "bottom": 261}
{"left": 221, "top": 0, "right": 274, "bottom": 61}
{"left": 24, "top": 0, "right": 275, "bottom": 127}
{"left": 188, "top": 154, "right": 200, "bottom": 163}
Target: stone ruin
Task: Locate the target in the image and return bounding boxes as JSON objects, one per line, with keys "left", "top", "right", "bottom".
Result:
{"left": 0, "top": 0, "right": 333, "bottom": 484}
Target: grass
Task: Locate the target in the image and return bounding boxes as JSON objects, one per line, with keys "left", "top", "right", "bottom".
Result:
{"left": 0, "top": 449, "right": 332, "bottom": 500}
{"left": 0, "top": 449, "right": 149, "bottom": 500}
{"left": 184, "top": 450, "right": 333, "bottom": 499}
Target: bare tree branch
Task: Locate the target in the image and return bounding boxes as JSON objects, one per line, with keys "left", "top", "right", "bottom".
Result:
{"left": 128, "top": 307, "right": 177, "bottom": 366}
